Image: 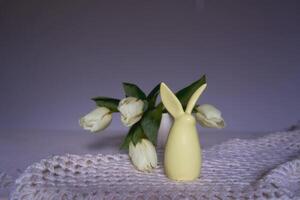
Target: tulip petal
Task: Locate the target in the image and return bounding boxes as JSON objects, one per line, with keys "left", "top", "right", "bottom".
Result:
{"left": 79, "top": 107, "right": 112, "bottom": 132}
{"left": 195, "top": 104, "right": 225, "bottom": 129}
{"left": 118, "top": 97, "right": 144, "bottom": 127}
{"left": 128, "top": 139, "right": 157, "bottom": 172}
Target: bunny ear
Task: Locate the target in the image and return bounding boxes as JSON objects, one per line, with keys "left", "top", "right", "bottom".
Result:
{"left": 160, "top": 83, "right": 184, "bottom": 118}
{"left": 185, "top": 83, "right": 207, "bottom": 114}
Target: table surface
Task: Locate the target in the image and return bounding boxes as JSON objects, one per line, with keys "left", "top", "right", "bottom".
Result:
{"left": 0, "top": 129, "right": 270, "bottom": 199}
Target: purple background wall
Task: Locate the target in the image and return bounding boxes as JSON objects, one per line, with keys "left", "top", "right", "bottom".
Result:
{"left": 0, "top": 0, "right": 299, "bottom": 132}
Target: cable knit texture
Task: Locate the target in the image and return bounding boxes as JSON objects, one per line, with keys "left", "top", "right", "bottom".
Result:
{"left": 10, "top": 130, "right": 300, "bottom": 200}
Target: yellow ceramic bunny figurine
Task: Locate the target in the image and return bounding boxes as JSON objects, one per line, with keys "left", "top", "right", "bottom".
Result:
{"left": 160, "top": 82, "right": 207, "bottom": 181}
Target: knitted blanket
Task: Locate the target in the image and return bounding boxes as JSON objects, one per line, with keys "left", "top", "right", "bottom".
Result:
{"left": 10, "top": 130, "right": 300, "bottom": 200}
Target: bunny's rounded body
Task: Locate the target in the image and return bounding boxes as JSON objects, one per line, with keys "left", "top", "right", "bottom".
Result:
{"left": 160, "top": 82, "right": 207, "bottom": 181}
{"left": 164, "top": 114, "right": 201, "bottom": 181}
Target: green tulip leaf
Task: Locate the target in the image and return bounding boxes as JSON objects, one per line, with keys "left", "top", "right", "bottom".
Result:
{"left": 175, "top": 75, "right": 206, "bottom": 108}
{"left": 92, "top": 97, "right": 120, "bottom": 112}
{"left": 141, "top": 106, "right": 163, "bottom": 145}
{"left": 143, "top": 100, "right": 149, "bottom": 112}
{"left": 120, "top": 123, "right": 145, "bottom": 149}
{"left": 123, "top": 82, "right": 147, "bottom": 99}
{"left": 120, "top": 130, "right": 132, "bottom": 150}
{"left": 131, "top": 125, "right": 145, "bottom": 145}
{"left": 147, "top": 83, "right": 160, "bottom": 109}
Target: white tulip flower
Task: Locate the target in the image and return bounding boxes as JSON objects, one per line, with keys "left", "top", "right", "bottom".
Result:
{"left": 195, "top": 104, "right": 225, "bottom": 129}
{"left": 79, "top": 107, "right": 112, "bottom": 132}
{"left": 118, "top": 97, "right": 144, "bottom": 127}
{"left": 129, "top": 139, "right": 158, "bottom": 172}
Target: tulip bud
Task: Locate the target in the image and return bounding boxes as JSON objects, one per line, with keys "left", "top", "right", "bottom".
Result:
{"left": 79, "top": 107, "right": 112, "bottom": 132}
{"left": 118, "top": 97, "right": 144, "bottom": 127}
{"left": 129, "top": 139, "right": 157, "bottom": 172}
{"left": 195, "top": 104, "right": 225, "bottom": 128}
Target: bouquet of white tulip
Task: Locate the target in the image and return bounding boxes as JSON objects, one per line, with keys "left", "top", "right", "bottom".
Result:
{"left": 79, "top": 75, "right": 225, "bottom": 172}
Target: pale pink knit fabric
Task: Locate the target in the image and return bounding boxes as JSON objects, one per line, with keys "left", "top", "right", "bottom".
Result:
{"left": 10, "top": 130, "right": 300, "bottom": 200}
